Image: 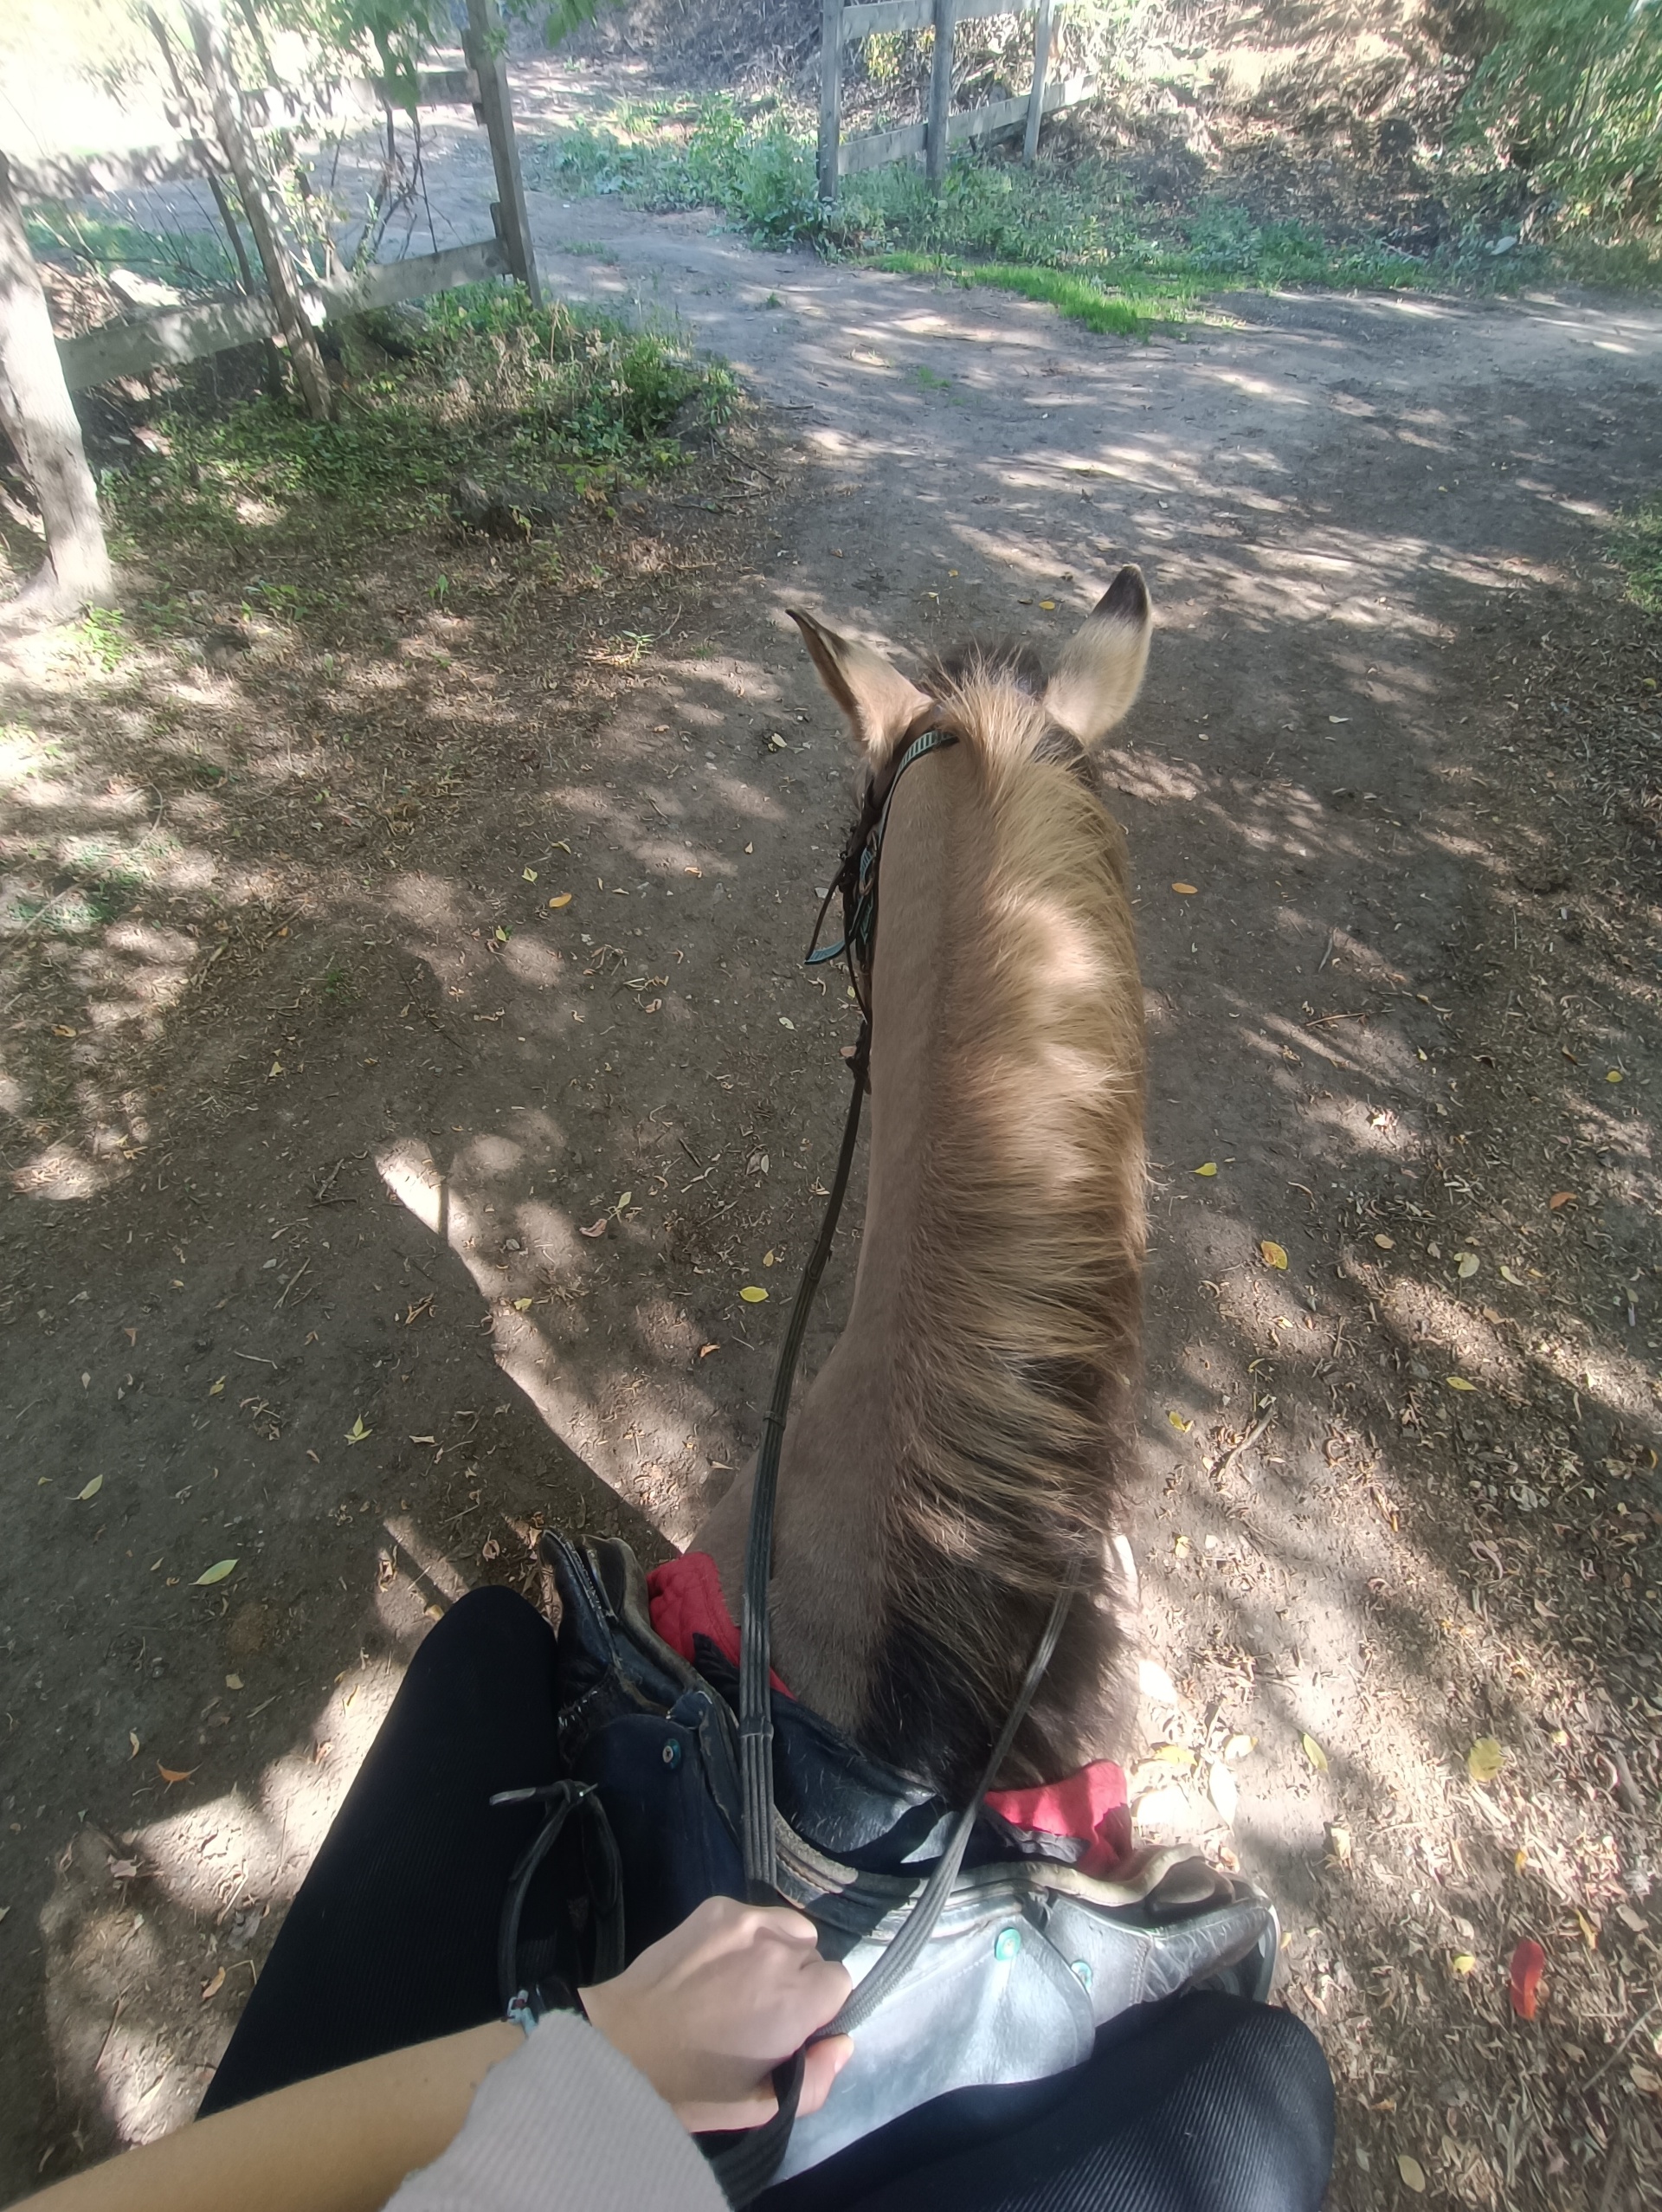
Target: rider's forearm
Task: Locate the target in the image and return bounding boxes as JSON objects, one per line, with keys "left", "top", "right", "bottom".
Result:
{"left": 16, "top": 2021, "right": 522, "bottom": 2212}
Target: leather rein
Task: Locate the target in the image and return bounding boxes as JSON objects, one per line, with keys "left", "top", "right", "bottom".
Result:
{"left": 712, "top": 723, "right": 1084, "bottom": 2205}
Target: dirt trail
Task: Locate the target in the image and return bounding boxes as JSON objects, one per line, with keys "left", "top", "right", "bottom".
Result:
{"left": 5, "top": 138, "right": 1662, "bottom": 2209}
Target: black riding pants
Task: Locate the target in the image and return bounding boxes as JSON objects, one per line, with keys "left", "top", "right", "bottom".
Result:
{"left": 202, "top": 1588, "right": 1334, "bottom": 2212}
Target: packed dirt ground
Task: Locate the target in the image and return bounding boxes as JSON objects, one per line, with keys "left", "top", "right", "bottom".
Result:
{"left": 5, "top": 154, "right": 1662, "bottom": 2212}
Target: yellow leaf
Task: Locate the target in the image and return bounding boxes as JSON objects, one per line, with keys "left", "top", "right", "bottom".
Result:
{"left": 1446, "top": 1375, "right": 1477, "bottom": 1392}
{"left": 1456, "top": 1251, "right": 1479, "bottom": 1279}
{"left": 268, "top": 1060, "right": 283, "bottom": 1078}
{"left": 1451, "top": 1952, "right": 1477, "bottom": 1975}
{"left": 739, "top": 1286, "right": 769, "bottom": 1303}
{"left": 512, "top": 1297, "right": 532, "bottom": 1312}
{"left": 494, "top": 926, "right": 509, "bottom": 944}
{"left": 225, "top": 1674, "right": 243, "bottom": 1691}
{"left": 1152, "top": 1743, "right": 1195, "bottom": 1769}
{"left": 1374, "top": 1233, "right": 1395, "bottom": 1249}
{"left": 201, "top": 1966, "right": 226, "bottom": 2002}
{"left": 1173, "top": 1533, "right": 1189, "bottom": 1557}
{"left": 1224, "top": 1733, "right": 1255, "bottom": 1761}
{"left": 522, "top": 867, "right": 538, "bottom": 882}
{"left": 1499, "top": 1263, "right": 1524, "bottom": 1285}
{"left": 1302, "top": 1732, "right": 1328, "bottom": 1773}
{"left": 1260, "top": 1240, "right": 1289, "bottom": 1270}
{"left": 76, "top": 1475, "right": 103, "bottom": 1501}
{"left": 345, "top": 1415, "right": 371, "bottom": 1442}
{"left": 1194, "top": 1162, "right": 1218, "bottom": 1177}
{"left": 1038, "top": 598, "right": 1056, "bottom": 610}
{"left": 1398, "top": 2153, "right": 1427, "bottom": 2194}
{"left": 1167, "top": 1410, "right": 1192, "bottom": 1432}
{"left": 1606, "top": 1069, "right": 1623, "bottom": 1083}
{"left": 762, "top": 1249, "right": 776, "bottom": 1266}
{"left": 1576, "top": 1909, "right": 1599, "bottom": 1951}
{"left": 615, "top": 1190, "right": 632, "bottom": 1214}
{"left": 547, "top": 893, "right": 572, "bottom": 909}
{"left": 1467, "top": 1737, "right": 1506, "bottom": 1784}
{"left": 209, "top": 1376, "right": 225, "bottom": 1396}
{"left": 1171, "top": 881, "right": 1198, "bottom": 895}
{"left": 194, "top": 1559, "right": 236, "bottom": 1586}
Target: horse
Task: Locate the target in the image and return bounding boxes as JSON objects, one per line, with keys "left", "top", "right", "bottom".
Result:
{"left": 694, "top": 566, "right": 1154, "bottom": 1808}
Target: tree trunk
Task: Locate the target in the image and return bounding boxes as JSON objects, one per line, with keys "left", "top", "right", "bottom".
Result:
{"left": 0, "top": 151, "right": 113, "bottom": 631}
{"left": 184, "top": 1, "right": 333, "bottom": 423}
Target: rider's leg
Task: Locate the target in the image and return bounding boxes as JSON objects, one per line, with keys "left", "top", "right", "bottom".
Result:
{"left": 199, "top": 1587, "right": 560, "bottom": 2117}
{"left": 760, "top": 1990, "right": 1334, "bottom": 2212}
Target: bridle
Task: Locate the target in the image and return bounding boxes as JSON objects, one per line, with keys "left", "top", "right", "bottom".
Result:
{"left": 712, "top": 720, "right": 1084, "bottom": 2206}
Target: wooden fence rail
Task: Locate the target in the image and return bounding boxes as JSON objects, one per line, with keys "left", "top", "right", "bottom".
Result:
{"left": 818, "top": 0, "right": 1090, "bottom": 198}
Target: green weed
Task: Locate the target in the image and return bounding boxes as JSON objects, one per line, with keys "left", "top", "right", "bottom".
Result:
{"left": 76, "top": 606, "right": 132, "bottom": 669}
{"left": 109, "top": 284, "right": 727, "bottom": 558}
{"left": 1614, "top": 498, "right": 1662, "bottom": 612}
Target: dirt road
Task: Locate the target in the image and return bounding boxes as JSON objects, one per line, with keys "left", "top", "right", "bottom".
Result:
{"left": 4, "top": 165, "right": 1662, "bottom": 2209}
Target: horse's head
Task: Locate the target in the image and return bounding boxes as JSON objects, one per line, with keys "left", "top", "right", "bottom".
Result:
{"left": 705, "top": 571, "right": 1156, "bottom": 1799}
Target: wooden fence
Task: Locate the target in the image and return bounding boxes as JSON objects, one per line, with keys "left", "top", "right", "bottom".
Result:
{"left": 14, "top": 0, "right": 539, "bottom": 397}
{"left": 817, "top": 0, "right": 1092, "bottom": 199}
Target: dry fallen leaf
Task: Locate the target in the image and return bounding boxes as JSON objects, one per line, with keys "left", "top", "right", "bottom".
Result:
{"left": 128, "top": 1731, "right": 141, "bottom": 1759}
{"left": 1498, "top": 1262, "right": 1524, "bottom": 1285}
{"left": 1446, "top": 1375, "right": 1478, "bottom": 1392}
{"left": 76, "top": 1476, "right": 103, "bottom": 1501}
{"left": 225, "top": 1674, "right": 242, "bottom": 1691}
{"left": 108, "top": 1859, "right": 138, "bottom": 1881}
{"left": 521, "top": 867, "right": 538, "bottom": 883}
{"left": 158, "top": 1763, "right": 196, "bottom": 1786}
{"left": 1509, "top": 1938, "right": 1546, "bottom": 2020}
{"left": 1397, "top": 2153, "right": 1427, "bottom": 2194}
{"left": 739, "top": 1286, "right": 769, "bottom": 1304}
{"left": 194, "top": 1558, "right": 236, "bottom": 1586}
{"left": 698, "top": 1343, "right": 719, "bottom": 1358}
{"left": 1224, "top": 1733, "right": 1255, "bottom": 1762}
{"left": 1456, "top": 1251, "right": 1479, "bottom": 1279}
{"left": 547, "top": 893, "right": 572, "bottom": 909}
{"left": 779, "top": 1016, "right": 795, "bottom": 1030}
{"left": 1260, "top": 1240, "right": 1289, "bottom": 1270}
{"left": 1301, "top": 1732, "right": 1329, "bottom": 1773}
{"left": 1327, "top": 1823, "right": 1352, "bottom": 1866}
{"left": 201, "top": 1966, "right": 226, "bottom": 2002}
{"left": 578, "top": 1218, "right": 609, "bottom": 1238}
{"left": 1171, "top": 881, "right": 1199, "bottom": 896}
{"left": 1549, "top": 1190, "right": 1575, "bottom": 1209}
{"left": 1467, "top": 1737, "right": 1507, "bottom": 1785}
{"left": 1632, "top": 2065, "right": 1662, "bottom": 2098}
{"left": 1374, "top": 1233, "right": 1395, "bottom": 1249}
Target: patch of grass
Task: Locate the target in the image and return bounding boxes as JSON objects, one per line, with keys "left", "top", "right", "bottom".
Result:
{"left": 26, "top": 206, "right": 236, "bottom": 294}
{"left": 1614, "top": 497, "right": 1662, "bottom": 612}
{"left": 75, "top": 606, "right": 132, "bottom": 669}
{"left": 109, "top": 283, "right": 731, "bottom": 558}
{"left": 873, "top": 252, "right": 1162, "bottom": 335}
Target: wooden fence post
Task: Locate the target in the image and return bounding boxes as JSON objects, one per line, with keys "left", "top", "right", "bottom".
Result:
{"left": 0, "top": 152, "right": 113, "bottom": 629}
{"left": 184, "top": 3, "right": 332, "bottom": 422}
{"left": 1023, "top": 0, "right": 1053, "bottom": 164}
{"left": 926, "top": 0, "right": 957, "bottom": 186}
{"left": 818, "top": 0, "right": 842, "bottom": 204}
{"left": 464, "top": 0, "right": 541, "bottom": 310}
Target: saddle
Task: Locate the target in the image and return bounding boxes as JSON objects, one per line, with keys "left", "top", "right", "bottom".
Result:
{"left": 512, "top": 1531, "right": 1279, "bottom": 2188}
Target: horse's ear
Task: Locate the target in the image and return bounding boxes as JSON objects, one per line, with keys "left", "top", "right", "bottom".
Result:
{"left": 1043, "top": 565, "right": 1152, "bottom": 747}
{"left": 789, "top": 609, "right": 932, "bottom": 760}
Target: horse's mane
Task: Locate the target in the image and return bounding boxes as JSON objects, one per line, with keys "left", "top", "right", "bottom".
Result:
{"left": 859, "top": 646, "right": 1148, "bottom": 1801}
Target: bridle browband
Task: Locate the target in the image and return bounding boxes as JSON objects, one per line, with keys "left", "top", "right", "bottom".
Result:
{"left": 711, "top": 719, "right": 1084, "bottom": 2207}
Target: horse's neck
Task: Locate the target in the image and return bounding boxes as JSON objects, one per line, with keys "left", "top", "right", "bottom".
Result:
{"left": 699, "top": 747, "right": 979, "bottom": 1735}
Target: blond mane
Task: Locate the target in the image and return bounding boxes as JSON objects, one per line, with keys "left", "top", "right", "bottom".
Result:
{"left": 860, "top": 660, "right": 1148, "bottom": 1796}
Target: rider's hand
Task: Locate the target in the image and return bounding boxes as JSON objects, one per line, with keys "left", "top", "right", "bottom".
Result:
{"left": 578, "top": 1894, "right": 854, "bottom": 2134}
